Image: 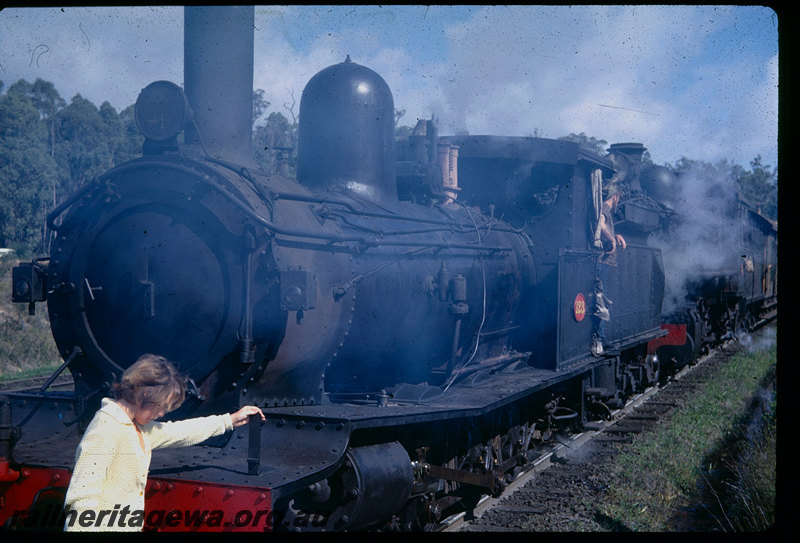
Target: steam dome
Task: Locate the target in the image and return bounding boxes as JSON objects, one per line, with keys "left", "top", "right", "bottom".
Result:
{"left": 641, "top": 165, "right": 679, "bottom": 205}
{"left": 297, "top": 56, "right": 397, "bottom": 201}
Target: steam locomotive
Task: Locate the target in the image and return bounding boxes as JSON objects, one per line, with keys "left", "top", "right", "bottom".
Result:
{"left": 1, "top": 7, "right": 776, "bottom": 532}
{"left": 639, "top": 160, "right": 777, "bottom": 370}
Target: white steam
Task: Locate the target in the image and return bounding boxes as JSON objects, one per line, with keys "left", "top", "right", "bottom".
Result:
{"left": 650, "top": 167, "right": 741, "bottom": 315}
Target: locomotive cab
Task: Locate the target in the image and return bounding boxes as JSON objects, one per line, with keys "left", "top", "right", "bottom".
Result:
{"left": 439, "top": 136, "right": 666, "bottom": 370}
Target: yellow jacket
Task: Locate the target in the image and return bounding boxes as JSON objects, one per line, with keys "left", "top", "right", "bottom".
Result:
{"left": 63, "top": 397, "right": 233, "bottom": 531}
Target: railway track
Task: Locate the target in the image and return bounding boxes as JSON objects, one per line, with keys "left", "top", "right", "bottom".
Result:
{"left": 438, "top": 376, "right": 672, "bottom": 532}
{"left": 441, "top": 323, "right": 775, "bottom": 532}
{"left": 0, "top": 372, "right": 73, "bottom": 392}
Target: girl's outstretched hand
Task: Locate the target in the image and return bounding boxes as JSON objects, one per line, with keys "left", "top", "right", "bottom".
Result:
{"left": 231, "top": 405, "right": 265, "bottom": 427}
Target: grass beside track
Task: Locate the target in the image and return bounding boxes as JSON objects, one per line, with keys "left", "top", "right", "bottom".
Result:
{"left": 0, "top": 257, "right": 62, "bottom": 380}
{"left": 597, "top": 337, "right": 777, "bottom": 531}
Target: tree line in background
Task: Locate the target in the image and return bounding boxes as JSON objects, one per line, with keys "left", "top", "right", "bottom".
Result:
{"left": 0, "top": 78, "right": 778, "bottom": 257}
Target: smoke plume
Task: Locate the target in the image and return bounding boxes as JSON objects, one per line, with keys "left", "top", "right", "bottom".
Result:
{"left": 650, "top": 167, "right": 741, "bottom": 315}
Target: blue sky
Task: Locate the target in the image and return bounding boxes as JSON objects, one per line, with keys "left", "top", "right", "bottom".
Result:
{"left": 1, "top": 5, "right": 779, "bottom": 169}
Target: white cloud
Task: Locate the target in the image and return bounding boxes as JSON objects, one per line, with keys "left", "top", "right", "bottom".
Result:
{"left": 1, "top": 5, "right": 778, "bottom": 168}
{"left": 1, "top": 7, "right": 183, "bottom": 111}
{"left": 381, "top": 5, "right": 778, "bottom": 167}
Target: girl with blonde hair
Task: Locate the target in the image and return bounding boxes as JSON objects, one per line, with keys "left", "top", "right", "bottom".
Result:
{"left": 63, "top": 354, "right": 264, "bottom": 531}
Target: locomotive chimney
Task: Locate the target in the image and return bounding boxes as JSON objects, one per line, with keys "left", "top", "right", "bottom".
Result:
{"left": 183, "top": 6, "right": 255, "bottom": 167}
